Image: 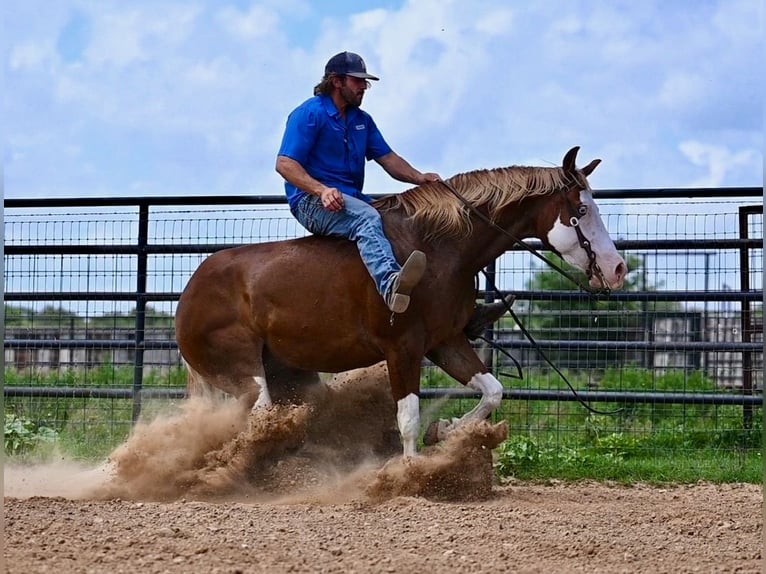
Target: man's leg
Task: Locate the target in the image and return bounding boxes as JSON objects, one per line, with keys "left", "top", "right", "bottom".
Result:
{"left": 291, "top": 194, "right": 426, "bottom": 312}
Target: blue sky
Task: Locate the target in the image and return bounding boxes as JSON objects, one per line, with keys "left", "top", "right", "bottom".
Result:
{"left": 3, "top": 0, "right": 763, "bottom": 199}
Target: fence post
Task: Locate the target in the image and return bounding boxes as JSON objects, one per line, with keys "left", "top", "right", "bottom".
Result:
{"left": 738, "top": 206, "right": 759, "bottom": 429}
{"left": 132, "top": 204, "right": 149, "bottom": 423}
{"left": 481, "top": 260, "right": 497, "bottom": 371}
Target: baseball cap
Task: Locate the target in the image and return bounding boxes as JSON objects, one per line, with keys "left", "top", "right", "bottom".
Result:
{"left": 324, "top": 51, "right": 380, "bottom": 81}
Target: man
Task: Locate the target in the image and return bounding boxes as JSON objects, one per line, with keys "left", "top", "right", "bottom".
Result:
{"left": 276, "top": 51, "right": 441, "bottom": 314}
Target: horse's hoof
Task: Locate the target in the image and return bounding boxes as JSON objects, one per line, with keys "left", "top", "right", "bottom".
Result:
{"left": 423, "top": 421, "right": 440, "bottom": 445}
{"left": 423, "top": 420, "right": 450, "bottom": 446}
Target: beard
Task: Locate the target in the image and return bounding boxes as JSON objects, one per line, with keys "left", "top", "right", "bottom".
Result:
{"left": 340, "top": 84, "right": 364, "bottom": 108}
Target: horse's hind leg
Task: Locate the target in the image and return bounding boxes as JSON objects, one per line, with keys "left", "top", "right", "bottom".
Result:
{"left": 230, "top": 344, "right": 324, "bottom": 411}
{"left": 182, "top": 339, "right": 273, "bottom": 412}
{"left": 242, "top": 347, "right": 272, "bottom": 411}
{"left": 184, "top": 363, "right": 271, "bottom": 412}
{"left": 176, "top": 293, "right": 275, "bottom": 410}
{"left": 244, "top": 354, "right": 324, "bottom": 412}
{"left": 263, "top": 348, "right": 322, "bottom": 405}
{"left": 185, "top": 361, "right": 227, "bottom": 401}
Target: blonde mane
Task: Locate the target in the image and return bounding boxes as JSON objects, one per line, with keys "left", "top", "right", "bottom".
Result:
{"left": 375, "top": 165, "right": 576, "bottom": 239}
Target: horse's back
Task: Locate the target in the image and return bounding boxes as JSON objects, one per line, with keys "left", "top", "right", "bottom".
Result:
{"left": 179, "top": 236, "right": 364, "bottom": 302}
{"left": 175, "top": 236, "right": 385, "bottom": 377}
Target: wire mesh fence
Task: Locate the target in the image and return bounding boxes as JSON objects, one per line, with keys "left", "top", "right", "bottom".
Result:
{"left": 3, "top": 190, "right": 762, "bottom": 471}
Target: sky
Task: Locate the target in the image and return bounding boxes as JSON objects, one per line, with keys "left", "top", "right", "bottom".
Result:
{"left": 3, "top": 0, "right": 763, "bottom": 201}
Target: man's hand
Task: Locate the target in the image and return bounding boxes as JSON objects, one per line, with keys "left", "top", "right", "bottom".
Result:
{"left": 320, "top": 186, "right": 345, "bottom": 212}
{"left": 418, "top": 172, "right": 442, "bottom": 184}
{"left": 276, "top": 156, "right": 345, "bottom": 211}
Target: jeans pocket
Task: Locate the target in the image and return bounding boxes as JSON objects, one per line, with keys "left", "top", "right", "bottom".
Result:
{"left": 293, "top": 194, "right": 321, "bottom": 233}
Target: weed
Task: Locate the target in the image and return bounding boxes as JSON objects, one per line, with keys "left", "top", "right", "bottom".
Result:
{"left": 4, "top": 412, "right": 59, "bottom": 457}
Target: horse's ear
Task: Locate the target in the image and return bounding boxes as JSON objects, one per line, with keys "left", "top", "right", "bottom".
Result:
{"left": 581, "top": 159, "right": 601, "bottom": 177}
{"left": 562, "top": 146, "right": 580, "bottom": 172}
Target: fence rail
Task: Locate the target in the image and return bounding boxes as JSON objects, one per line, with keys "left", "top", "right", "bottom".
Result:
{"left": 4, "top": 386, "right": 763, "bottom": 406}
{"left": 4, "top": 188, "right": 763, "bottom": 426}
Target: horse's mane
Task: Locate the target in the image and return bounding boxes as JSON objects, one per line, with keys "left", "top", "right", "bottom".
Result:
{"left": 375, "top": 165, "right": 576, "bottom": 240}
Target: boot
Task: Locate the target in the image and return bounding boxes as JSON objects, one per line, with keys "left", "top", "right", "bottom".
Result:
{"left": 385, "top": 250, "right": 427, "bottom": 313}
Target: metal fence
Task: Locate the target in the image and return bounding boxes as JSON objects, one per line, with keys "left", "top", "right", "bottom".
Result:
{"left": 3, "top": 188, "right": 763, "bottom": 461}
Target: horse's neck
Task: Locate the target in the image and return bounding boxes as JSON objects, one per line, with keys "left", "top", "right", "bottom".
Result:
{"left": 458, "top": 214, "right": 529, "bottom": 271}
{"left": 385, "top": 194, "right": 544, "bottom": 275}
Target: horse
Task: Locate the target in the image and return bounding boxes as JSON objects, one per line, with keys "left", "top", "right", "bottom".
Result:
{"left": 175, "top": 146, "right": 627, "bottom": 457}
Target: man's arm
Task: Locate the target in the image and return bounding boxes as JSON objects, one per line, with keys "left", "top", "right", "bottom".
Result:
{"left": 375, "top": 152, "right": 441, "bottom": 186}
{"left": 275, "top": 155, "right": 344, "bottom": 212}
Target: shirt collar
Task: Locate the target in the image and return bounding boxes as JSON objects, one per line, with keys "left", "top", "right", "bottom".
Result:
{"left": 320, "top": 95, "right": 359, "bottom": 122}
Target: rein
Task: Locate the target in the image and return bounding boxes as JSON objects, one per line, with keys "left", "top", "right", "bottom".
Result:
{"left": 437, "top": 179, "right": 610, "bottom": 296}
{"left": 478, "top": 270, "right": 623, "bottom": 416}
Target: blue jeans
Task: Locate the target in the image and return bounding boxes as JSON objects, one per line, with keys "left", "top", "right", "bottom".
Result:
{"left": 291, "top": 193, "right": 401, "bottom": 298}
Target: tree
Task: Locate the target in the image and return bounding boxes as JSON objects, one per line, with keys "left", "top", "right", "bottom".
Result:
{"left": 4, "top": 304, "right": 84, "bottom": 328}
{"left": 522, "top": 254, "right": 675, "bottom": 369}
{"left": 87, "top": 305, "right": 175, "bottom": 329}
{"left": 4, "top": 304, "right": 175, "bottom": 330}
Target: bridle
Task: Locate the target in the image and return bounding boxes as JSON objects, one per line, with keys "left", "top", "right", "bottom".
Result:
{"left": 560, "top": 186, "right": 611, "bottom": 293}
{"left": 437, "top": 178, "right": 611, "bottom": 296}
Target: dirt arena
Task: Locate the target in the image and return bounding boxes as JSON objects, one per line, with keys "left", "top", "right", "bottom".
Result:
{"left": 4, "top": 365, "right": 763, "bottom": 573}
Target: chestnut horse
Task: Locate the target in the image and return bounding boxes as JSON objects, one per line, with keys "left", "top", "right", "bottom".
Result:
{"left": 175, "top": 147, "right": 627, "bottom": 457}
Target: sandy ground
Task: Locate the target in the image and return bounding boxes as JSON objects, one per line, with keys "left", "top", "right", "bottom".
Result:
{"left": 4, "top": 365, "right": 764, "bottom": 573}
{"left": 5, "top": 482, "right": 763, "bottom": 574}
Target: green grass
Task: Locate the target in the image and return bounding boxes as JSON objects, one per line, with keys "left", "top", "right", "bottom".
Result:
{"left": 493, "top": 433, "right": 762, "bottom": 484}
{"left": 4, "top": 365, "right": 185, "bottom": 460}
{"left": 4, "top": 364, "right": 186, "bottom": 389}
{"left": 421, "top": 366, "right": 763, "bottom": 484}
{"left": 53, "top": 398, "right": 134, "bottom": 459}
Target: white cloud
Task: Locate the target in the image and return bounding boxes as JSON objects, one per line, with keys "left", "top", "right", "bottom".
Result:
{"left": 84, "top": 9, "right": 147, "bottom": 66}
{"left": 3, "top": 0, "right": 763, "bottom": 199}
{"left": 548, "top": 15, "right": 583, "bottom": 36}
{"left": 348, "top": 8, "right": 388, "bottom": 32}
{"left": 217, "top": 4, "right": 281, "bottom": 40}
{"left": 336, "top": 0, "right": 517, "bottom": 145}
{"left": 79, "top": 4, "right": 200, "bottom": 67}
{"left": 679, "top": 141, "right": 761, "bottom": 188}
{"left": 658, "top": 73, "right": 708, "bottom": 110}
{"left": 9, "top": 41, "right": 54, "bottom": 71}
{"left": 475, "top": 8, "right": 513, "bottom": 34}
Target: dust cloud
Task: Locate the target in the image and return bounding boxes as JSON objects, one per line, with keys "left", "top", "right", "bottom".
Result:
{"left": 5, "top": 364, "right": 508, "bottom": 504}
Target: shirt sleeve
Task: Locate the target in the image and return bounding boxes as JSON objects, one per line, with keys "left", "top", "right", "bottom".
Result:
{"left": 364, "top": 114, "right": 393, "bottom": 161}
{"left": 277, "top": 104, "right": 319, "bottom": 164}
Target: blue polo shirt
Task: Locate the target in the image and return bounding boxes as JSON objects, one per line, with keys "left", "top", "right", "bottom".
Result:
{"left": 278, "top": 95, "right": 393, "bottom": 210}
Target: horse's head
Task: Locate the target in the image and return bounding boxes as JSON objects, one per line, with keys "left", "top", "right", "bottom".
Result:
{"left": 375, "top": 147, "right": 627, "bottom": 290}
{"left": 543, "top": 147, "right": 627, "bottom": 290}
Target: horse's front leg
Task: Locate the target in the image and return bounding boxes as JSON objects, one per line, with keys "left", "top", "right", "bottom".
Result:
{"left": 385, "top": 345, "right": 427, "bottom": 458}
{"left": 424, "top": 334, "right": 504, "bottom": 445}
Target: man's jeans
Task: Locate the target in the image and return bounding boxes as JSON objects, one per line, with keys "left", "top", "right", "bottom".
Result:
{"left": 291, "top": 193, "right": 401, "bottom": 298}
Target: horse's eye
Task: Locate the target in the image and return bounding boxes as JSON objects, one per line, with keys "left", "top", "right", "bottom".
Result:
{"left": 577, "top": 204, "right": 588, "bottom": 217}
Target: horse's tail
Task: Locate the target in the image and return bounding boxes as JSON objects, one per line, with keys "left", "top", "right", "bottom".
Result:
{"left": 183, "top": 359, "right": 226, "bottom": 401}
